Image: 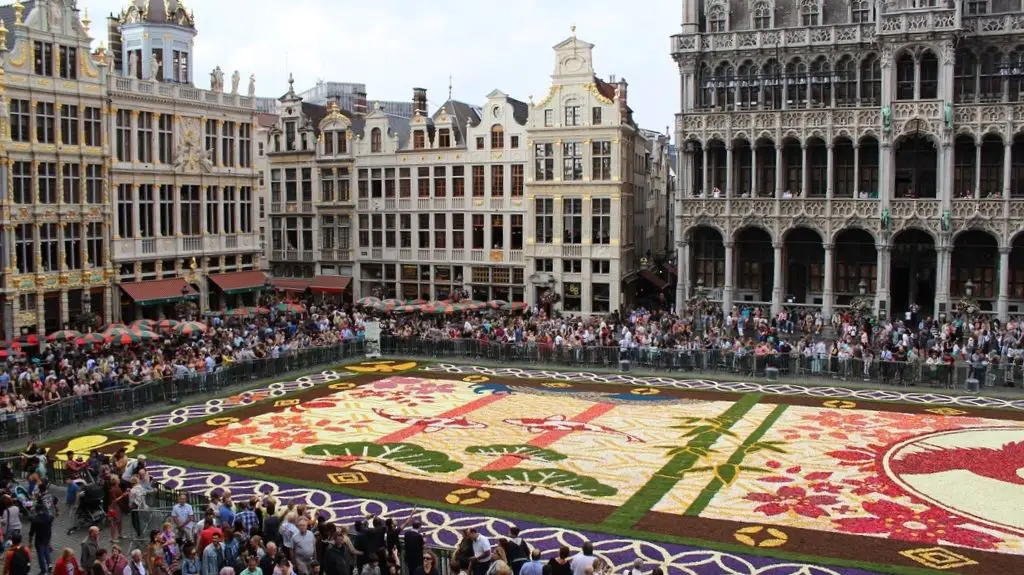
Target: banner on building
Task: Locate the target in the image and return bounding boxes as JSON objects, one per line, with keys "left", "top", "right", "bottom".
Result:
{"left": 364, "top": 320, "right": 381, "bottom": 358}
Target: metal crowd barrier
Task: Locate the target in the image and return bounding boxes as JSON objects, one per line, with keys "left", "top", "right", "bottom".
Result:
{"left": 378, "top": 335, "right": 1023, "bottom": 391}
{"left": 0, "top": 338, "right": 366, "bottom": 441}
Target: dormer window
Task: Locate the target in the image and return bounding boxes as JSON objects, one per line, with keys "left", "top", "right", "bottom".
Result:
{"left": 438, "top": 129, "right": 451, "bottom": 148}
{"left": 371, "top": 128, "right": 382, "bottom": 153}
{"left": 564, "top": 100, "right": 581, "bottom": 127}
{"left": 800, "top": 0, "right": 821, "bottom": 26}
{"left": 491, "top": 125, "right": 504, "bottom": 149}
{"left": 285, "top": 121, "right": 296, "bottom": 151}
{"left": 752, "top": 2, "right": 773, "bottom": 29}
{"left": 707, "top": 5, "right": 727, "bottom": 32}
{"left": 413, "top": 130, "right": 426, "bottom": 150}
{"left": 325, "top": 132, "right": 334, "bottom": 155}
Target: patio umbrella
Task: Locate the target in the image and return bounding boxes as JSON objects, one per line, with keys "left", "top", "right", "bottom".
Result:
{"left": 502, "top": 301, "right": 529, "bottom": 313}
{"left": 99, "top": 323, "right": 127, "bottom": 332}
{"left": 226, "top": 307, "right": 253, "bottom": 318}
{"left": 46, "top": 330, "right": 82, "bottom": 343}
{"left": 0, "top": 348, "right": 24, "bottom": 359}
{"left": 76, "top": 333, "right": 107, "bottom": 346}
{"left": 485, "top": 300, "right": 508, "bottom": 310}
{"left": 402, "top": 298, "right": 427, "bottom": 306}
{"left": 136, "top": 330, "right": 162, "bottom": 342}
{"left": 254, "top": 306, "right": 272, "bottom": 315}
{"left": 355, "top": 297, "right": 380, "bottom": 308}
{"left": 173, "top": 321, "right": 208, "bottom": 336}
{"left": 15, "top": 334, "right": 40, "bottom": 346}
{"left": 108, "top": 333, "right": 142, "bottom": 346}
{"left": 423, "top": 301, "right": 456, "bottom": 315}
{"left": 131, "top": 319, "right": 157, "bottom": 330}
{"left": 156, "top": 319, "right": 179, "bottom": 331}
{"left": 276, "top": 302, "right": 304, "bottom": 314}
{"left": 394, "top": 304, "right": 420, "bottom": 314}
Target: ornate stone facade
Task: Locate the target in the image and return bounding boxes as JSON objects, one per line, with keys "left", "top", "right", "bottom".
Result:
{"left": 671, "top": 0, "right": 1024, "bottom": 321}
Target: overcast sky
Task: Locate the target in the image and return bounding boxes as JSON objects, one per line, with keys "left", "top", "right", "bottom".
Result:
{"left": 81, "top": 0, "right": 679, "bottom": 134}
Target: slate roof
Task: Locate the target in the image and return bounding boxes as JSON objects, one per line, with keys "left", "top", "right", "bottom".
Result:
{"left": 0, "top": 1, "right": 35, "bottom": 51}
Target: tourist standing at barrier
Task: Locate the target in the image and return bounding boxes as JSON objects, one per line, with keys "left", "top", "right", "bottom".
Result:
{"left": 401, "top": 522, "right": 423, "bottom": 575}
{"left": 517, "top": 551, "right": 543, "bottom": 575}
{"left": 172, "top": 495, "right": 196, "bottom": 543}
{"left": 545, "top": 547, "right": 571, "bottom": 575}
{"left": 27, "top": 505, "right": 52, "bottom": 575}
{"left": 468, "top": 529, "right": 492, "bottom": 575}
{"left": 568, "top": 543, "right": 595, "bottom": 575}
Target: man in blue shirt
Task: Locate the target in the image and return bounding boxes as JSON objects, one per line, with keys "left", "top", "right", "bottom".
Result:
{"left": 519, "top": 550, "right": 544, "bottom": 575}
{"left": 218, "top": 496, "right": 235, "bottom": 528}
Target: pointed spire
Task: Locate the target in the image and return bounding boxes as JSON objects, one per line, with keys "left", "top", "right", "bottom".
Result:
{"left": 82, "top": 8, "right": 91, "bottom": 33}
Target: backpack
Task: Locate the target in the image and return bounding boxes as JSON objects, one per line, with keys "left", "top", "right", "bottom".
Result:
{"left": 7, "top": 545, "right": 31, "bottom": 575}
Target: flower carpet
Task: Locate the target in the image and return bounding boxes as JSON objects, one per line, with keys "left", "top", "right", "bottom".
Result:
{"left": 60, "top": 360, "right": 1024, "bottom": 574}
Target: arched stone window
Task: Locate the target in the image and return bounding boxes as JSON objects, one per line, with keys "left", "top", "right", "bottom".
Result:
{"left": 370, "top": 127, "right": 382, "bottom": 153}
{"left": 491, "top": 124, "right": 504, "bottom": 149}
{"left": 800, "top": 0, "right": 821, "bottom": 26}
{"left": 851, "top": 0, "right": 873, "bottom": 22}
{"left": 707, "top": 4, "right": 727, "bottom": 32}
{"left": 752, "top": 2, "right": 773, "bottom": 29}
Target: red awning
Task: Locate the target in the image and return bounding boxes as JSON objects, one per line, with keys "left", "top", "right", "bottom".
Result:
{"left": 208, "top": 271, "right": 268, "bottom": 294}
{"left": 639, "top": 269, "right": 668, "bottom": 291}
{"left": 120, "top": 278, "right": 197, "bottom": 306}
{"left": 310, "top": 275, "right": 351, "bottom": 293}
{"left": 272, "top": 278, "right": 311, "bottom": 292}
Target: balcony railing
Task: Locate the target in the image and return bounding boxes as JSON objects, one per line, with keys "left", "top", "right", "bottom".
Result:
{"left": 357, "top": 199, "right": 369, "bottom": 210}
{"left": 108, "top": 75, "right": 256, "bottom": 109}
{"left": 399, "top": 199, "right": 411, "bottom": 210}
{"left": 399, "top": 248, "right": 412, "bottom": 260}
{"left": 510, "top": 250, "right": 524, "bottom": 263}
{"left": 562, "top": 244, "right": 583, "bottom": 258}
{"left": 433, "top": 198, "right": 447, "bottom": 210}
{"left": 452, "top": 249, "right": 465, "bottom": 261}
{"left": 418, "top": 248, "right": 431, "bottom": 261}
{"left": 452, "top": 198, "right": 465, "bottom": 210}
{"left": 385, "top": 199, "right": 396, "bottom": 210}
{"left": 180, "top": 236, "right": 203, "bottom": 252}
{"left": 962, "top": 14, "right": 1024, "bottom": 35}
{"left": 433, "top": 249, "right": 447, "bottom": 261}
{"left": 141, "top": 238, "right": 157, "bottom": 255}
{"left": 877, "top": 9, "right": 958, "bottom": 35}
{"left": 470, "top": 250, "right": 484, "bottom": 262}
{"left": 224, "top": 234, "right": 238, "bottom": 249}
{"left": 490, "top": 198, "right": 505, "bottom": 210}
{"left": 371, "top": 248, "right": 383, "bottom": 259}
{"left": 417, "top": 199, "right": 430, "bottom": 211}
{"left": 671, "top": 24, "right": 874, "bottom": 54}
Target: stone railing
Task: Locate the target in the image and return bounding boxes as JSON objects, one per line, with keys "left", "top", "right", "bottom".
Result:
{"left": 671, "top": 24, "right": 874, "bottom": 54}
{"left": 961, "top": 14, "right": 1024, "bottom": 35}
{"left": 877, "top": 8, "right": 958, "bottom": 35}
{"left": 677, "top": 107, "right": 882, "bottom": 138}
{"left": 108, "top": 75, "right": 256, "bottom": 110}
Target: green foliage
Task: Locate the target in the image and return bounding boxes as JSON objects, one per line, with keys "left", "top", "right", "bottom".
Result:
{"left": 303, "top": 442, "right": 463, "bottom": 473}
{"left": 468, "top": 468, "right": 617, "bottom": 498}
{"left": 465, "top": 444, "right": 568, "bottom": 462}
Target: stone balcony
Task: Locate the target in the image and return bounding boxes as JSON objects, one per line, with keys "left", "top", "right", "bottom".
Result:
{"left": 108, "top": 75, "right": 256, "bottom": 110}
{"left": 354, "top": 247, "right": 525, "bottom": 265}
{"left": 962, "top": 13, "right": 1024, "bottom": 36}
{"left": 113, "top": 232, "right": 260, "bottom": 261}
{"left": 876, "top": 8, "right": 959, "bottom": 36}
{"left": 671, "top": 24, "right": 874, "bottom": 55}
{"left": 356, "top": 197, "right": 526, "bottom": 212}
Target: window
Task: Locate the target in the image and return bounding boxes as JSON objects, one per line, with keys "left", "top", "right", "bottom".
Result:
{"left": 543, "top": 109, "right": 553, "bottom": 127}
{"left": 39, "top": 223, "right": 58, "bottom": 272}
{"left": 118, "top": 185, "right": 135, "bottom": 237}
{"left": 535, "top": 143, "right": 554, "bottom": 180}
{"left": 10, "top": 99, "right": 29, "bottom": 142}
{"left": 433, "top": 213, "right": 446, "bottom": 249}
{"left": 60, "top": 105, "right": 79, "bottom": 145}
{"left": 371, "top": 128, "right": 382, "bottom": 152}
{"left": 511, "top": 164, "right": 524, "bottom": 196}
{"left": 592, "top": 283, "right": 610, "bottom": 312}
{"left": 592, "top": 198, "right": 611, "bottom": 244}
{"left": 453, "top": 166, "right": 465, "bottom": 197}
{"left": 851, "top": 0, "right": 873, "bottom": 22}
{"left": 430, "top": 166, "right": 445, "bottom": 197}
{"left": 708, "top": 5, "right": 727, "bottom": 31}
{"left": 38, "top": 162, "right": 57, "bottom": 204}
{"left": 285, "top": 168, "right": 297, "bottom": 202}
{"left": 239, "top": 122, "right": 252, "bottom": 167}
{"left": 860, "top": 55, "right": 882, "bottom": 104}
{"left": 33, "top": 41, "right": 53, "bottom": 76}
{"left": 240, "top": 187, "right": 253, "bottom": 233}
{"left": 592, "top": 141, "right": 612, "bottom": 180}
{"left": 418, "top": 213, "right": 431, "bottom": 249}
{"left": 62, "top": 163, "right": 80, "bottom": 204}
{"left": 510, "top": 135, "right": 519, "bottom": 149}
{"left": 324, "top": 131, "right": 334, "bottom": 155}
{"left": 535, "top": 258, "right": 553, "bottom": 273}
{"left": 180, "top": 185, "right": 201, "bottom": 236}
{"left": 284, "top": 121, "right": 296, "bottom": 151}
{"left": 321, "top": 168, "right": 334, "bottom": 202}
{"left": 84, "top": 106, "right": 101, "bottom": 147}
{"left": 172, "top": 50, "right": 189, "bottom": 83}
{"left": 562, "top": 259, "right": 582, "bottom": 273}
{"left": 592, "top": 259, "right": 611, "bottom": 274}
{"left": 418, "top": 167, "right": 430, "bottom": 198}
{"left": 475, "top": 136, "right": 485, "bottom": 150}
{"left": 139, "top": 185, "right": 154, "bottom": 238}
{"left": 137, "top": 112, "right": 153, "bottom": 162}
{"left": 472, "top": 165, "right": 485, "bottom": 197}
{"left": 36, "top": 102, "right": 55, "bottom": 144}
{"left": 206, "top": 187, "right": 219, "bottom": 234}
{"left": 159, "top": 186, "right": 174, "bottom": 236}
{"left": 64, "top": 223, "right": 81, "bottom": 270}
{"left": 491, "top": 125, "right": 504, "bottom": 149}
{"left": 205, "top": 119, "right": 218, "bottom": 165}
{"left": 59, "top": 45, "right": 77, "bottom": 79}
{"left": 562, "top": 198, "right": 582, "bottom": 244}
{"left": 156, "top": 114, "right": 173, "bottom": 163}
{"left": 223, "top": 187, "right": 237, "bottom": 233}
{"left": 339, "top": 167, "right": 351, "bottom": 201}
{"left": 413, "top": 130, "right": 426, "bottom": 149}
{"left": 12, "top": 161, "right": 31, "bottom": 204}
{"left": 116, "top": 109, "right": 132, "bottom": 161}
{"left": 564, "top": 103, "right": 581, "bottom": 127}
{"left": 87, "top": 223, "right": 104, "bottom": 266}
{"left": 491, "top": 215, "right": 504, "bottom": 249}
{"left": 491, "top": 165, "right": 504, "bottom": 197}
{"left": 472, "top": 215, "right": 485, "bottom": 249}
{"left": 800, "top": 0, "right": 820, "bottom": 26}
{"left": 438, "top": 129, "right": 451, "bottom": 148}
{"left": 535, "top": 198, "right": 554, "bottom": 243}
{"left": 753, "top": 2, "right": 772, "bottom": 29}
{"left": 452, "top": 214, "right": 464, "bottom": 249}
{"left": 966, "top": 0, "right": 988, "bottom": 13}
{"left": 15, "top": 224, "right": 33, "bottom": 274}
{"left": 86, "top": 164, "right": 103, "bottom": 204}
{"left": 563, "top": 282, "right": 582, "bottom": 311}
{"left": 399, "top": 168, "right": 411, "bottom": 197}
{"left": 222, "top": 121, "right": 236, "bottom": 167}
{"left": 562, "top": 141, "right": 583, "bottom": 181}
{"left": 301, "top": 168, "right": 313, "bottom": 203}
{"left": 511, "top": 214, "right": 523, "bottom": 249}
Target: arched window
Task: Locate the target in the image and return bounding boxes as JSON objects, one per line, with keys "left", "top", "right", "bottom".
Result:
{"left": 1008, "top": 48, "right": 1024, "bottom": 101}
{"left": 978, "top": 47, "right": 1003, "bottom": 101}
{"left": 698, "top": 63, "right": 714, "bottom": 109}
{"left": 762, "top": 59, "right": 782, "bottom": 109}
{"left": 919, "top": 50, "right": 939, "bottom": 99}
{"left": 737, "top": 61, "right": 758, "bottom": 108}
{"left": 708, "top": 5, "right": 727, "bottom": 32}
{"left": 800, "top": 0, "right": 820, "bottom": 26}
{"left": 785, "top": 58, "right": 808, "bottom": 105}
{"left": 895, "top": 52, "right": 916, "bottom": 100}
{"left": 714, "top": 62, "right": 735, "bottom": 108}
{"left": 370, "top": 127, "right": 382, "bottom": 153}
{"left": 752, "top": 2, "right": 772, "bottom": 29}
{"left": 851, "top": 0, "right": 873, "bottom": 22}
{"left": 491, "top": 124, "right": 504, "bottom": 149}
{"left": 834, "top": 55, "right": 857, "bottom": 105}
{"left": 954, "top": 50, "right": 977, "bottom": 103}
{"left": 860, "top": 54, "right": 881, "bottom": 104}
{"left": 810, "top": 56, "right": 831, "bottom": 106}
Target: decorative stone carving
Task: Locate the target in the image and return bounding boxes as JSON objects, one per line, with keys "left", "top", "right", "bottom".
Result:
{"left": 248, "top": 74, "right": 256, "bottom": 97}
{"left": 210, "top": 66, "right": 224, "bottom": 92}
{"left": 172, "top": 117, "right": 213, "bottom": 173}
{"left": 231, "top": 70, "right": 240, "bottom": 95}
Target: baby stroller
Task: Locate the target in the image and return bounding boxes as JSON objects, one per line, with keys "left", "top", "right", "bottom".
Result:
{"left": 11, "top": 483, "right": 33, "bottom": 516}
{"left": 67, "top": 481, "right": 106, "bottom": 535}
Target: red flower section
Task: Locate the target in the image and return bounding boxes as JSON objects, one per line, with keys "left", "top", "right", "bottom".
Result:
{"left": 826, "top": 443, "right": 888, "bottom": 472}
{"left": 186, "top": 424, "right": 260, "bottom": 448}
{"left": 250, "top": 429, "right": 318, "bottom": 450}
{"left": 744, "top": 485, "right": 840, "bottom": 519}
{"left": 843, "top": 475, "right": 905, "bottom": 498}
{"left": 834, "top": 500, "right": 1003, "bottom": 550}
{"left": 872, "top": 412, "right": 986, "bottom": 431}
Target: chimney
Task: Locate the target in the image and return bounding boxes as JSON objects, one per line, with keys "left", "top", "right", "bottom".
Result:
{"left": 107, "top": 16, "right": 123, "bottom": 74}
{"left": 617, "top": 78, "right": 629, "bottom": 122}
{"left": 353, "top": 90, "right": 368, "bottom": 116}
{"left": 609, "top": 74, "right": 616, "bottom": 83}
{"left": 413, "top": 87, "right": 428, "bottom": 116}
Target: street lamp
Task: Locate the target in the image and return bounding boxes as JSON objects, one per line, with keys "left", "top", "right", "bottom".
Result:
{"left": 958, "top": 278, "right": 979, "bottom": 320}
{"left": 858, "top": 279, "right": 867, "bottom": 296}
{"left": 850, "top": 279, "right": 874, "bottom": 321}
{"left": 964, "top": 278, "right": 974, "bottom": 298}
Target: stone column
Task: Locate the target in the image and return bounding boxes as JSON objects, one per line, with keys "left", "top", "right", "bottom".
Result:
{"left": 702, "top": 148, "right": 710, "bottom": 195}
{"left": 772, "top": 242, "right": 784, "bottom": 315}
{"left": 676, "top": 240, "right": 688, "bottom": 314}
{"left": 974, "top": 142, "right": 982, "bottom": 198}
{"left": 173, "top": 186, "right": 182, "bottom": 235}
{"left": 801, "top": 143, "right": 809, "bottom": 196}
{"left": 775, "top": 144, "right": 784, "bottom": 197}
{"left": 1003, "top": 142, "right": 1012, "bottom": 198}
{"left": 935, "top": 245, "right": 951, "bottom": 317}
{"left": 853, "top": 143, "right": 860, "bottom": 196}
{"left": 875, "top": 244, "right": 890, "bottom": 319}
{"left": 826, "top": 142, "right": 834, "bottom": 199}
{"left": 59, "top": 290, "right": 69, "bottom": 326}
{"left": 723, "top": 240, "right": 734, "bottom": 312}
{"left": 998, "top": 246, "right": 1010, "bottom": 321}
{"left": 880, "top": 142, "right": 893, "bottom": 201}
{"left": 823, "top": 243, "right": 834, "bottom": 317}
{"left": 200, "top": 186, "right": 208, "bottom": 235}
{"left": 725, "top": 143, "right": 733, "bottom": 196}
{"left": 132, "top": 185, "right": 141, "bottom": 237}
{"left": 154, "top": 185, "right": 163, "bottom": 236}
{"left": 753, "top": 146, "right": 761, "bottom": 196}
